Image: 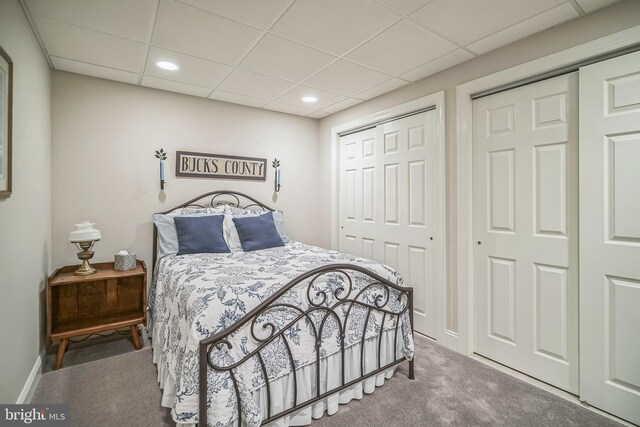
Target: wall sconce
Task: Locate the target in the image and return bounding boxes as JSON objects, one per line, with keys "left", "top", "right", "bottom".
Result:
{"left": 155, "top": 148, "right": 167, "bottom": 190}
{"left": 69, "top": 221, "right": 102, "bottom": 275}
{"left": 272, "top": 159, "right": 281, "bottom": 192}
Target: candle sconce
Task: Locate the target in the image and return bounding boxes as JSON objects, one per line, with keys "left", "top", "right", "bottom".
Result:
{"left": 272, "top": 159, "right": 281, "bottom": 192}
{"left": 155, "top": 148, "right": 167, "bottom": 190}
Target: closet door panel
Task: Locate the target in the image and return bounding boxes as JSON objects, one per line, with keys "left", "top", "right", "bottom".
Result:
{"left": 339, "top": 110, "right": 438, "bottom": 337}
{"left": 579, "top": 51, "right": 640, "bottom": 425}
{"left": 473, "top": 73, "right": 578, "bottom": 394}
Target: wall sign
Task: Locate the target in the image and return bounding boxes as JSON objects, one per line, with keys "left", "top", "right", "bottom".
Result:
{"left": 175, "top": 151, "right": 267, "bottom": 181}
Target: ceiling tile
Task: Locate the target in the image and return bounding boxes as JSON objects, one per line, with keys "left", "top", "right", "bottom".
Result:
{"left": 307, "top": 110, "right": 330, "bottom": 119}
{"left": 263, "top": 102, "right": 316, "bottom": 116}
{"left": 33, "top": 16, "right": 147, "bottom": 73}
{"left": 145, "top": 47, "right": 232, "bottom": 89}
{"left": 400, "top": 49, "right": 474, "bottom": 81}
{"left": 217, "top": 69, "right": 296, "bottom": 100}
{"left": 374, "top": 0, "right": 432, "bottom": 16}
{"left": 272, "top": 0, "right": 400, "bottom": 55}
{"left": 305, "top": 60, "right": 390, "bottom": 96}
{"left": 575, "top": 0, "right": 622, "bottom": 13}
{"left": 355, "top": 78, "right": 409, "bottom": 100}
{"left": 240, "top": 34, "right": 336, "bottom": 81}
{"left": 25, "top": 0, "right": 157, "bottom": 42}
{"left": 152, "top": 0, "right": 262, "bottom": 65}
{"left": 467, "top": 3, "right": 578, "bottom": 55}
{"left": 275, "top": 85, "right": 346, "bottom": 110}
{"left": 410, "top": 0, "right": 563, "bottom": 46}
{"left": 321, "top": 98, "right": 364, "bottom": 114}
{"left": 175, "top": 0, "right": 292, "bottom": 29}
{"left": 209, "top": 91, "right": 269, "bottom": 108}
{"left": 347, "top": 20, "right": 457, "bottom": 76}
{"left": 51, "top": 56, "right": 140, "bottom": 84}
{"left": 141, "top": 76, "right": 212, "bottom": 97}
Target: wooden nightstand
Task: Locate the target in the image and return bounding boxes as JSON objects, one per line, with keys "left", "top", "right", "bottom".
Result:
{"left": 47, "top": 260, "right": 147, "bottom": 369}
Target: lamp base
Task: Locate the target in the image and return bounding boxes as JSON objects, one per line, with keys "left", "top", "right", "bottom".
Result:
{"left": 74, "top": 260, "right": 97, "bottom": 275}
{"left": 73, "top": 240, "right": 98, "bottom": 276}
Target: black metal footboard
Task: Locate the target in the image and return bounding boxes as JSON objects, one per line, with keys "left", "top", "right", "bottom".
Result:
{"left": 198, "top": 263, "right": 415, "bottom": 427}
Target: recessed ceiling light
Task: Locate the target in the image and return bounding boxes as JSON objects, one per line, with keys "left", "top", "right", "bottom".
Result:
{"left": 156, "top": 61, "right": 179, "bottom": 71}
{"left": 302, "top": 96, "right": 318, "bottom": 103}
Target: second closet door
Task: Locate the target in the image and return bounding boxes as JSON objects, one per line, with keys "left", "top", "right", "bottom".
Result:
{"left": 473, "top": 73, "right": 579, "bottom": 393}
{"left": 579, "top": 51, "right": 640, "bottom": 425}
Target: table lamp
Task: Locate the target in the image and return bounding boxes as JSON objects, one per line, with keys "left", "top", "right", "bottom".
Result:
{"left": 69, "top": 222, "right": 102, "bottom": 275}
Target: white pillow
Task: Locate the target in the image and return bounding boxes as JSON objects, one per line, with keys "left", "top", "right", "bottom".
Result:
{"left": 153, "top": 206, "right": 225, "bottom": 258}
{"left": 272, "top": 212, "right": 289, "bottom": 243}
{"left": 224, "top": 214, "right": 243, "bottom": 252}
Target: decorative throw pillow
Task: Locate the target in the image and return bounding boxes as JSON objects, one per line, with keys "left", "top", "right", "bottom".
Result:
{"left": 153, "top": 206, "right": 225, "bottom": 258}
{"left": 174, "top": 215, "right": 230, "bottom": 255}
{"left": 226, "top": 206, "right": 290, "bottom": 244}
{"left": 232, "top": 212, "right": 285, "bottom": 252}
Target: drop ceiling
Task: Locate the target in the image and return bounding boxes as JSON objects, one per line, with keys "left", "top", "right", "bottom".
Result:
{"left": 22, "top": 0, "right": 621, "bottom": 118}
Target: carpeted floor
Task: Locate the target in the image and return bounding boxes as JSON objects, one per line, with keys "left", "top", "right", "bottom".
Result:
{"left": 32, "top": 334, "right": 621, "bottom": 427}
{"left": 41, "top": 331, "right": 150, "bottom": 373}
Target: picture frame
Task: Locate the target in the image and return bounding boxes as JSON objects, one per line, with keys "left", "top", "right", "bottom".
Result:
{"left": 0, "top": 45, "right": 13, "bottom": 199}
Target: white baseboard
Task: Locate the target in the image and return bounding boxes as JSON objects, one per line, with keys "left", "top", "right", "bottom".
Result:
{"left": 16, "top": 346, "right": 46, "bottom": 404}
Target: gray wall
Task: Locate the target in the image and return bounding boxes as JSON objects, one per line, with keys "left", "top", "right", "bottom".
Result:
{"left": 51, "top": 72, "right": 323, "bottom": 270}
{"left": 0, "top": 0, "right": 52, "bottom": 403}
{"left": 317, "top": 0, "right": 640, "bottom": 336}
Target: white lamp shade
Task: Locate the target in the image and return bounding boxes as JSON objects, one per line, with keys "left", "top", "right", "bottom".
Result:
{"left": 69, "top": 221, "right": 102, "bottom": 242}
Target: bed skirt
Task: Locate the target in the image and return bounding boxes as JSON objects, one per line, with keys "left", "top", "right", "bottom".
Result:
{"left": 152, "top": 328, "right": 404, "bottom": 427}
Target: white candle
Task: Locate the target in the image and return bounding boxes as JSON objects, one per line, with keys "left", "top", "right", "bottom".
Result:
{"left": 160, "top": 159, "right": 165, "bottom": 181}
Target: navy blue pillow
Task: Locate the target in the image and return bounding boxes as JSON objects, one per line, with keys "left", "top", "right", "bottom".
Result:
{"left": 232, "top": 212, "right": 285, "bottom": 252}
{"left": 174, "top": 215, "right": 230, "bottom": 255}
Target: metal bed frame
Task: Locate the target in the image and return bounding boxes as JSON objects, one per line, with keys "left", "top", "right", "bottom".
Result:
{"left": 152, "top": 191, "right": 415, "bottom": 426}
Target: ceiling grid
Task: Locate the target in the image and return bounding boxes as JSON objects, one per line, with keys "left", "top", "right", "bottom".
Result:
{"left": 19, "top": 0, "right": 621, "bottom": 118}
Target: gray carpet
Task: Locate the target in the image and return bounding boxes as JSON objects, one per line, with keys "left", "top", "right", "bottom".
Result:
{"left": 33, "top": 348, "right": 174, "bottom": 427}
{"left": 42, "top": 331, "right": 150, "bottom": 373}
{"left": 31, "top": 335, "right": 621, "bottom": 427}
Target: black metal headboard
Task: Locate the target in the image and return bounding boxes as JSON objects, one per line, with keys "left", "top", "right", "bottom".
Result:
{"left": 152, "top": 190, "right": 274, "bottom": 269}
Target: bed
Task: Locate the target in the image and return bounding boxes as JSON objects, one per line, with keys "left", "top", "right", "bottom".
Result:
{"left": 149, "top": 191, "right": 415, "bottom": 426}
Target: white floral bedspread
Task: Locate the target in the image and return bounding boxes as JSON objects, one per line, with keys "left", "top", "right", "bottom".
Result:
{"left": 149, "top": 241, "right": 414, "bottom": 426}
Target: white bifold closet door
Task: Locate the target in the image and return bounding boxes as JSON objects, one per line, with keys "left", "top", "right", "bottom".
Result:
{"left": 339, "top": 111, "right": 437, "bottom": 338}
{"left": 472, "top": 73, "right": 579, "bottom": 394}
{"left": 579, "top": 51, "right": 640, "bottom": 425}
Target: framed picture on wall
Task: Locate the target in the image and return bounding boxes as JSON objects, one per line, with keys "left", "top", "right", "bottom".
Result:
{"left": 0, "top": 45, "right": 13, "bottom": 199}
